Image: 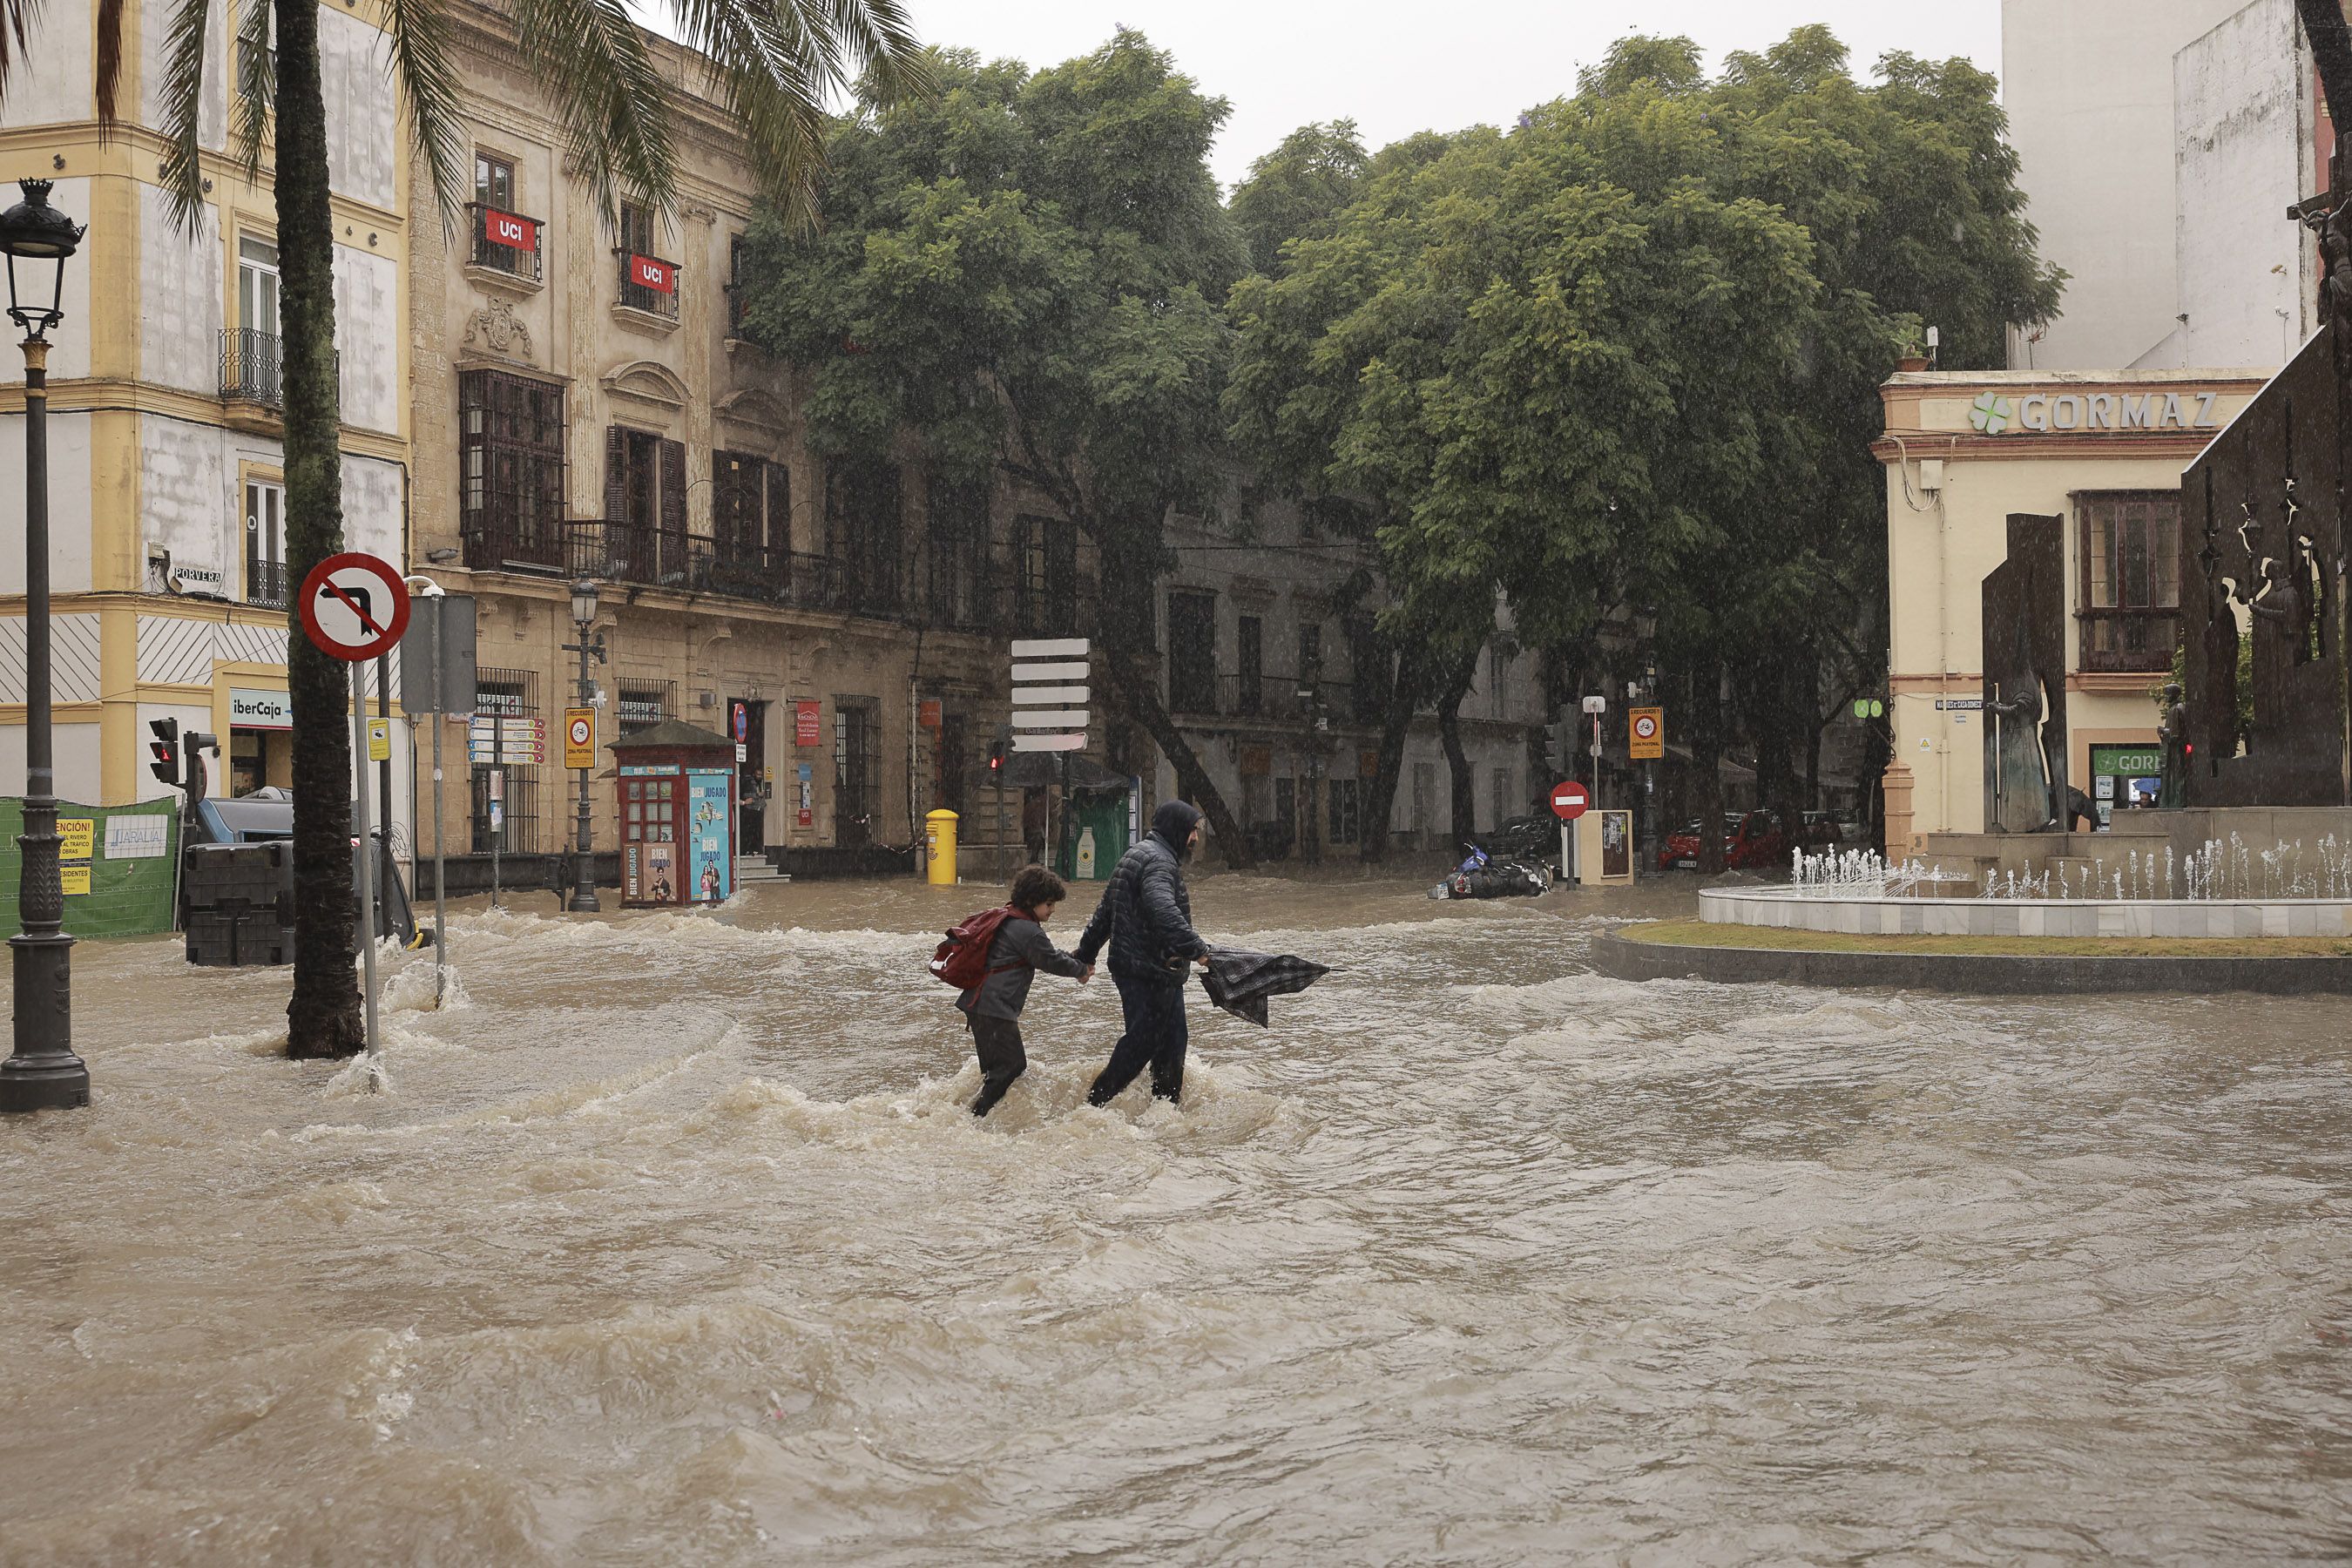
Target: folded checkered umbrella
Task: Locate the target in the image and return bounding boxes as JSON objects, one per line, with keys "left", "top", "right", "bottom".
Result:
{"left": 1197, "top": 947, "right": 1330, "bottom": 1026}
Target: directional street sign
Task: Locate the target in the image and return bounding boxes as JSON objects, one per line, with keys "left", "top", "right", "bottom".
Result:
{"left": 1549, "top": 780, "right": 1590, "bottom": 821}
{"left": 1011, "top": 638, "right": 1090, "bottom": 753}
{"left": 298, "top": 551, "right": 409, "bottom": 662}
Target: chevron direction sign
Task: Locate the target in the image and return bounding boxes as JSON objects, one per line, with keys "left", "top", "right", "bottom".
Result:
{"left": 1011, "top": 638, "right": 1089, "bottom": 752}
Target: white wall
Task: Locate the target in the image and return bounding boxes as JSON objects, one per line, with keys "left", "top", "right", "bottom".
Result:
{"left": 0, "top": 719, "right": 104, "bottom": 801}
{"left": 2170, "top": 0, "right": 2316, "bottom": 369}
{"left": 319, "top": 5, "right": 400, "bottom": 210}
{"left": 0, "top": 0, "right": 91, "bottom": 127}
{"left": 139, "top": 0, "right": 227, "bottom": 149}
{"left": 334, "top": 243, "right": 401, "bottom": 433}
{"left": 341, "top": 454, "right": 403, "bottom": 560}
{"left": 140, "top": 417, "right": 236, "bottom": 589}
{"left": 2003, "top": 0, "right": 2249, "bottom": 369}
{"left": 139, "top": 187, "right": 223, "bottom": 394}
{"left": 0, "top": 411, "right": 95, "bottom": 594}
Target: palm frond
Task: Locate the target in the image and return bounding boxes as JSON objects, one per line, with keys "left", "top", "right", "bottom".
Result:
{"left": 380, "top": 0, "right": 470, "bottom": 233}
{"left": 510, "top": 0, "right": 679, "bottom": 229}
{"left": 154, "top": 0, "right": 220, "bottom": 236}
{"left": 95, "top": 0, "right": 124, "bottom": 125}
{"left": 226, "top": 0, "right": 270, "bottom": 182}
{"left": 662, "top": 0, "right": 932, "bottom": 227}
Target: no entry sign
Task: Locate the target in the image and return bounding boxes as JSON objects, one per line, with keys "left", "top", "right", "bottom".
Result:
{"left": 298, "top": 552, "right": 409, "bottom": 662}
{"left": 1550, "top": 779, "right": 1590, "bottom": 821}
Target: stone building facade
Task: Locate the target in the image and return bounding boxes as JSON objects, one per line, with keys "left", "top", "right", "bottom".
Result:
{"left": 0, "top": 0, "right": 411, "bottom": 820}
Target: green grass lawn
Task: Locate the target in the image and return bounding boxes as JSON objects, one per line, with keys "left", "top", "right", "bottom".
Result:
{"left": 1615, "top": 918, "right": 2352, "bottom": 960}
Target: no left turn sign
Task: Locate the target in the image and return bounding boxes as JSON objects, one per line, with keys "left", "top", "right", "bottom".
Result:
{"left": 298, "top": 552, "right": 410, "bottom": 662}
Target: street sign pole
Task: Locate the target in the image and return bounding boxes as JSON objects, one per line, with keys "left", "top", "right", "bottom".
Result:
{"left": 350, "top": 662, "right": 381, "bottom": 1073}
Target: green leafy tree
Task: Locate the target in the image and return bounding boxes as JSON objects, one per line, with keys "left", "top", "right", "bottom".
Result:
{"left": 740, "top": 32, "right": 1263, "bottom": 865}
{"left": 1232, "top": 30, "right": 2060, "bottom": 868}
{"left": 5, "top": 0, "right": 926, "bottom": 1055}
{"left": 1228, "top": 118, "right": 1369, "bottom": 275}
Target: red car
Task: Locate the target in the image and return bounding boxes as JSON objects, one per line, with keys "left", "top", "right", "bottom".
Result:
{"left": 1658, "top": 808, "right": 1828, "bottom": 872}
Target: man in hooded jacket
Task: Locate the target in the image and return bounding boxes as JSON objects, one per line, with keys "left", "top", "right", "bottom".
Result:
{"left": 1073, "top": 800, "right": 1211, "bottom": 1105}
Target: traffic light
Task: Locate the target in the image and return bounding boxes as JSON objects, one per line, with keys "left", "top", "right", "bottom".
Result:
{"left": 1543, "top": 711, "right": 1571, "bottom": 774}
{"left": 148, "top": 718, "right": 179, "bottom": 787}
{"left": 987, "top": 721, "right": 1011, "bottom": 776}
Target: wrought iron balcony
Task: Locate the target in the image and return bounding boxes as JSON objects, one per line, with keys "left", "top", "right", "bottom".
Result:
{"left": 615, "top": 251, "right": 681, "bottom": 319}
{"left": 245, "top": 558, "right": 289, "bottom": 608}
{"left": 467, "top": 203, "right": 544, "bottom": 283}
{"left": 220, "top": 328, "right": 282, "bottom": 407}
{"left": 2078, "top": 606, "right": 2179, "bottom": 673}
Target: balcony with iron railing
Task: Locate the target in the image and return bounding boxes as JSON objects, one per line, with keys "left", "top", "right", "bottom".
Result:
{"left": 1172, "top": 672, "right": 1375, "bottom": 724}
{"left": 2078, "top": 606, "right": 2178, "bottom": 673}
{"left": 467, "top": 203, "right": 544, "bottom": 285}
{"left": 245, "top": 558, "right": 289, "bottom": 609}
{"left": 220, "top": 328, "right": 282, "bottom": 407}
{"left": 616, "top": 251, "right": 681, "bottom": 320}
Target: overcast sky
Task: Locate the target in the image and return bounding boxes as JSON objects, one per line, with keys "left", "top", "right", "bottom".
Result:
{"left": 896, "top": 0, "right": 2004, "bottom": 190}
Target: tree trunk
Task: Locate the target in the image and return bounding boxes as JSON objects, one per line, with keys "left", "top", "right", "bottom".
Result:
{"left": 1102, "top": 648, "right": 1256, "bottom": 871}
{"left": 275, "top": 0, "right": 362, "bottom": 1059}
{"left": 1694, "top": 663, "right": 1727, "bottom": 875}
{"left": 1436, "top": 651, "right": 1477, "bottom": 848}
{"left": 1357, "top": 643, "right": 1429, "bottom": 864}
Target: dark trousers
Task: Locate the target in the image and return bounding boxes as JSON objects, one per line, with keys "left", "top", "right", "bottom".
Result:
{"left": 967, "top": 1013, "right": 1026, "bottom": 1117}
{"left": 1087, "top": 973, "right": 1189, "bottom": 1106}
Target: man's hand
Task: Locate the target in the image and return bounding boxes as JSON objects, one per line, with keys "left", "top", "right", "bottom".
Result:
{"left": 1079, "top": 964, "right": 1094, "bottom": 983}
{"left": 1194, "top": 955, "right": 1212, "bottom": 971}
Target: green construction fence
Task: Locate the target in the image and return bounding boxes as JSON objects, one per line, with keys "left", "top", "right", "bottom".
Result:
{"left": 0, "top": 797, "right": 182, "bottom": 939}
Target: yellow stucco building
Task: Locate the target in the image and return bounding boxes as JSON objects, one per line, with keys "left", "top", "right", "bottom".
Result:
{"left": 0, "top": 0, "right": 412, "bottom": 817}
{"left": 1874, "top": 365, "right": 2272, "bottom": 852}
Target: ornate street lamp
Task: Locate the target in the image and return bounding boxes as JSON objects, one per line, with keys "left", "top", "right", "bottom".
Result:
{"left": 0, "top": 179, "right": 89, "bottom": 1113}
{"left": 563, "top": 578, "right": 605, "bottom": 912}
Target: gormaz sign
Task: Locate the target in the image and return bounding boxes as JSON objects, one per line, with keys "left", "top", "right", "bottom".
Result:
{"left": 1968, "top": 389, "right": 2223, "bottom": 436}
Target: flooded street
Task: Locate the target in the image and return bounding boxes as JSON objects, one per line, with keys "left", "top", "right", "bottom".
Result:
{"left": 3, "top": 873, "right": 2349, "bottom": 1565}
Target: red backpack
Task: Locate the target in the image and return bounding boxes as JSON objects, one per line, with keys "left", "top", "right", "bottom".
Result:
{"left": 929, "top": 905, "right": 1024, "bottom": 990}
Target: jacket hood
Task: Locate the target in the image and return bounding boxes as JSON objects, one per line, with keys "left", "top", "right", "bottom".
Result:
{"left": 1150, "top": 800, "right": 1204, "bottom": 855}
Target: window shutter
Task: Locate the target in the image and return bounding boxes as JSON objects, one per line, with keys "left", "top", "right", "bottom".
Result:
{"left": 765, "top": 460, "right": 790, "bottom": 555}
{"left": 660, "top": 439, "right": 687, "bottom": 535}
{"left": 603, "top": 426, "right": 625, "bottom": 523}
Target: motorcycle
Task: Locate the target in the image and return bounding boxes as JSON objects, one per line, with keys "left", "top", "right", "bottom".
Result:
{"left": 1429, "top": 842, "right": 1552, "bottom": 900}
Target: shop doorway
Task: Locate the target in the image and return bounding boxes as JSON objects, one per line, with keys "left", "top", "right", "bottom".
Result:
{"left": 229, "top": 727, "right": 293, "bottom": 796}
{"left": 730, "top": 698, "right": 767, "bottom": 848}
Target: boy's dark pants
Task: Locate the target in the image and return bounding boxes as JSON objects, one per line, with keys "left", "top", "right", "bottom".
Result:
{"left": 967, "top": 1013, "right": 1026, "bottom": 1116}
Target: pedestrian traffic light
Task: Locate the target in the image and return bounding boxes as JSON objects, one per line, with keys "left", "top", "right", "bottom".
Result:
{"left": 987, "top": 721, "right": 1011, "bottom": 776}
{"left": 1543, "top": 711, "right": 1571, "bottom": 774}
{"left": 147, "top": 717, "right": 179, "bottom": 787}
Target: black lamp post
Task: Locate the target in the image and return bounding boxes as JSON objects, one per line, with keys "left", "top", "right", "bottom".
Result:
{"left": 563, "top": 578, "right": 605, "bottom": 912}
{"left": 0, "top": 179, "right": 88, "bottom": 1113}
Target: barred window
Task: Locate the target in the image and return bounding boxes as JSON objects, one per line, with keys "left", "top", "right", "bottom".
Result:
{"left": 459, "top": 369, "right": 566, "bottom": 571}
{"left": 2078, "top": 491, "right": 2180, "bottom": 673}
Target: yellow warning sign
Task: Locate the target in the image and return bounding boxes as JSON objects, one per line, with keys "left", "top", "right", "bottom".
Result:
{"left": 57, "top": 818, "right": 93, "bottom": 861}
{"left": 1629, "top": 707, "right": 1665, "bottom": 761}
{"left": 59, "top": 865, "right": 91, "bottom": 896}
{"left": 564, "top": 708, "right": 598, "bottom": 769}
{"left": 367, "top": 717, "right": 391, "bottom": 762}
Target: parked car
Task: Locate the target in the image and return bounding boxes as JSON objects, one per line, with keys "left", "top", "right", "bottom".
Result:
{"left": 1658, "top": 808, "right": 1815, "bottom": 872}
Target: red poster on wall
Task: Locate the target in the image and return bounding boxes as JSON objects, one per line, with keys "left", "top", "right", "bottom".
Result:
{"left": 794, "top": 700, "right": 821, "bottom": 747}
{"left": 627, "top": 253, "right": 677, "bottom": 293}
{"left": 918, "top": 699, "right": 943, "bottom": 730}
{"left": 482, "top": 207, "right": 537, "bottom": 251}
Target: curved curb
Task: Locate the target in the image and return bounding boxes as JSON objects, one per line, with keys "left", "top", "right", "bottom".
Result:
{"left": 1589, "top": 929, "right": 2352, "bottom": 996}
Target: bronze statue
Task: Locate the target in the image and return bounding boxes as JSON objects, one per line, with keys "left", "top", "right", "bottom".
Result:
{"left": 2158, "top": 681, "right": 2189, "bottom": 808}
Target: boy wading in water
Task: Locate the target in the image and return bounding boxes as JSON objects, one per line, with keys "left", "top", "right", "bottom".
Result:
{"left": 957, "top": 866, "right": 1093, "bottom": 1116}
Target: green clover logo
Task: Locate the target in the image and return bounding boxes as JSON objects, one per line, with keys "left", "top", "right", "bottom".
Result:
{"left": 1969, "top": 392, "right": 2012, "bottom": 434}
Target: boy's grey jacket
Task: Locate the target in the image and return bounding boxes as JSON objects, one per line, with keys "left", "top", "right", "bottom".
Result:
{"left": 958, "top": 916, "right": 1088, "bottom": 1021}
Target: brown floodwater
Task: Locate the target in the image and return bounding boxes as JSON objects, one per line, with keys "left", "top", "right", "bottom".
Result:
{"left": 2, "top": 869, "right": 2349, "bottom": 1565}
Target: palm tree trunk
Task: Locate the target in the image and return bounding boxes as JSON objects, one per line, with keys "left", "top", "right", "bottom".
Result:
{"left": 274, "top": 0, "right": 362, "bottom": 1058}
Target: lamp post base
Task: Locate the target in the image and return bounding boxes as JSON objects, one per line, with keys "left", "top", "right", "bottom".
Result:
{"left": 0, "top": 930, "right": 84, "bottom": 1112}
{"left": 569, "top": 888, "right": 601, "bottom": 913}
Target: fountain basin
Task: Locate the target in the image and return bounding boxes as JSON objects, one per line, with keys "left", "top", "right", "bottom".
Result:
{"left": 1700, "top": 886, "right": 2352, "bottom": 939}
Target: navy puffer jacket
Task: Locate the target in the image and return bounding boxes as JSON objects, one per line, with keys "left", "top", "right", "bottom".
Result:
{"left": 1074, "top": 801, "right": 1208, "bottom": 986}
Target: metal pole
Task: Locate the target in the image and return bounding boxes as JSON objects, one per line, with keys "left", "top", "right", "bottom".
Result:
{"left": 375, "top": 652, "right": 393, "bottom": 916}
{"left": 430, "top": 613, "right": 446, "bottom": 1004}
{"left": 1, "top": 334, "right": 85, "bottom": 1112}
{"left": 351, "top": 663, "right": 381, "bottom": 1063}
{"left": 570, "top": 624, "right": 598, "bottom": 911}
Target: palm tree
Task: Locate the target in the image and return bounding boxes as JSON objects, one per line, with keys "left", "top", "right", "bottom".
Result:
{"left": 2, "top": 0, "right": 926, "bottom": 1057}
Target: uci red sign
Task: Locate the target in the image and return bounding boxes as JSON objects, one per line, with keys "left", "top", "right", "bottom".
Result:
{"left": 1550, "top": 780, "right": 1589, "bottom": 821}
{"left": 628, "top": 253, "right": 677, "bottom": 294}
{"left": 481, "top": 207, "right": 537, "bottom": 251}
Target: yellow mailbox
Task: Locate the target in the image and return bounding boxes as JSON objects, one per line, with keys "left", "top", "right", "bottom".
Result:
{"left": 925, "top": 808, "right": 959, "bottom": 885}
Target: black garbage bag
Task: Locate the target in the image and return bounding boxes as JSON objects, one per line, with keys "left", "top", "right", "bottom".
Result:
{"left": 1197, "top": 947, "right": 1330, "bottom": 1027}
